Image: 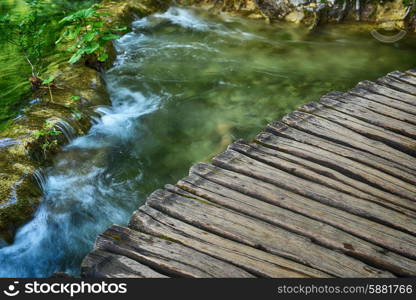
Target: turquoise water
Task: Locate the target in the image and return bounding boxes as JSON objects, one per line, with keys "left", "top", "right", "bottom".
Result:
{"left": 0, "top": 6, "right": 415, "bottom": 277}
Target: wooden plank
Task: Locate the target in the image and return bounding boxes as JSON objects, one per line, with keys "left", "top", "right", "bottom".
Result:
{"left": 320, "top": 94, "right": 416, "bottom": 138}
{"left": 380, "top": 75, "right": 416, "bottom": 96}
{"left": 281, "top": 111, "right": 416, "bottom": 171}
{"left": 357, "top": 80, "right": 416, "bottom": 106}
{"left": 190, "top": 162, "right": 416, "bottom": 259}
{"left": 168, "top": 178, "right": 416, "bottom": 276}
{"left": 257, "top": 130, "right": 416, "bottom": 198}
{"left": 229, "top": 140, "right": 416, "bottom": 215}
{"left": 349, "top": 87, "right": 416, "bottom": 116}
{"left": 81, "top": 250, "right": 168, "bottom": 278}
{"left": 94, "top": 225, "right": 254, "bottom": 278}
{"left": 132, "top": 206, "right": 329, "bottom": 278}
{"left": 329, "top": 91, "right": 416, "bottom": 125}
{"left": 211, "top": 150, "right": 416, "bottom": 235}
{"left": 299, "top": 102, "right": 416, "bottom": 157}
{"left": 145, "top": 189, "right": 393, "bottom": 277}
{"left": 389, "top": 71, "right": 416, "bottom": 87}
{"left": 265, "top": 122, "right": 416, "bottom": 186}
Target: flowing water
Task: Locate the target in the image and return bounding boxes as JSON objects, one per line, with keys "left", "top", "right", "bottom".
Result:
{"left": 1, "top": 6, "right": 416, "bottom": 277}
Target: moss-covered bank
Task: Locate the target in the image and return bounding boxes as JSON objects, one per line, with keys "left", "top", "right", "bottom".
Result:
{"left": 0, "top": 0, "right": 170, "bottom": 244}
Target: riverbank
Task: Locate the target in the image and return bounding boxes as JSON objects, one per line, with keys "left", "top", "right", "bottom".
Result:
{"left": 0, "top": 0, "right": 170, "bottom": 245}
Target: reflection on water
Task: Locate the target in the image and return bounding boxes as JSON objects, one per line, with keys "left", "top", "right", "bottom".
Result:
{"left": 1, "top": 7, "right": 416, "bottom": 277}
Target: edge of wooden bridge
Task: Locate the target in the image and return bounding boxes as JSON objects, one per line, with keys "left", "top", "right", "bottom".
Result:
{"left": 81, "top": 69, "right": 416, "bottom": 278}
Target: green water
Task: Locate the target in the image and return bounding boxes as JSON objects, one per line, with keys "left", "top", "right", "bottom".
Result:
{"left": 111, "top": 7, "right": 416, "bottom": 196}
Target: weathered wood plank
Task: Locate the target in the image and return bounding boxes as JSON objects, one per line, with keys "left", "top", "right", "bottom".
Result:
{"left": 190, "top": 162, "right": 416, "bottom": 259}
{"left": 94, "top": 225, "right": 254, "bottom": 278}
{"left": 131, "top": 206, "right": 329, "bottom": 278}
{"left": 349, "top": 87, "right": 416, "bottom": 115}
{"left": 211, "top": 149, "right": 416, "bottom": 236}
{"left": 299, "top": 102, "right": 416, "bottom": 157}
{"left": 81, "top": 250, "right": 168, "bottom": 278}
{"left": 357, "top": 80, "right": 416, "bottom": 106}
{"left": 281, "top": 112, "right": 416, "bottom": 171}
{"left": 320, "top": 94, "right": 416, "bottom": 138}
{"left": 266, "top": 121, "right": 416, "bottom": 185}
{"left": 229, "top": 140, "right": 416, "bottom": 215}
{"left": 256, "top": 131, "right": 416, "bottom": 199}
{"left": 329, "top": 91, "right": 416, "bottom": 125}
{"left": 168, "top": 178, "right": 416, "bottom": 276}
{"left": 145, "top": 189, "right": 393, "bottom": 277}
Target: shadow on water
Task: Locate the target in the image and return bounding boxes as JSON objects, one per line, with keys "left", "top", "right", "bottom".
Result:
{"left": 1, "top": 6, "right": 416, "bottom": 277}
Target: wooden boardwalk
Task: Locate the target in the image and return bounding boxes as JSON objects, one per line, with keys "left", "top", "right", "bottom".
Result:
{"left": 82, "top": 70, "right": 416, "bottom": 278}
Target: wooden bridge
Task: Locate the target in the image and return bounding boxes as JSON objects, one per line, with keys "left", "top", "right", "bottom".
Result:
{"left": 82, "top": 70, "right": 416, "bottom": 278}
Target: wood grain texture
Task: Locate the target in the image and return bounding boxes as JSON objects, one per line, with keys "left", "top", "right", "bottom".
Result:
{"left": 298, "top": 103, "right": 416, "bottom": 157}
{"left": 145, "top": 189, "right": 393, "bottom": 277}
{"left": 190, "top": 162, "right": 416, "bottom": 259}
{"left": 349, "top": 87, "right": 416, "bottom": 115}
{"left": 281, "top": 112, "right": 416, "bottom": 172}
{"left": 265, "top": 122, "right": 416, "bottom": 186}
{"left": 131, "top": 206, "right": 329, "bottom": 278}
{"left": 81, "top": 250, "right": 168, "bottom": 278}
{"left": 168, "top": 177, "right": 416, "bottom": 276}
{"left": 256, "top": 131, "right": 416, "bottom": 201}
{"left": 93, "top": 225, "right": 254, "bottom": 278}
{"left": 211, "top": 149, "right": 416, "bottom": 236}
{"left": 358, "top": 80, "right": 416, "bottom": 106}
{"left": 320, "top": 94, "right": 416, "bottom": 138}
{"left": 334, "top": 91, "right": 416, "bottom": 125}
{"left": 229, "top": 140, "right": 416, "bottom": 215}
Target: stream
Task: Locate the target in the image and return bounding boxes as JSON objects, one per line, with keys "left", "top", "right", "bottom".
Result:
{"left": 1, "top": 6, "right": 416, "bottom": 277}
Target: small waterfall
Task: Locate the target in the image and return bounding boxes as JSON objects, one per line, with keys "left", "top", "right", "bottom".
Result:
{"left": 33, "top": 169, "right": 47, "bottom": 194}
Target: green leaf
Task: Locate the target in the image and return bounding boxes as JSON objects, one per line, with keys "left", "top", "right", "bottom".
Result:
{"left": 83, "top": 43, "right": 100, "bottom": 54}
{"left": 98, "top": 52, "right": 109, "bottom": 62}
{"left": 83, "top": 31, "right": 97, "bottom": 42}
{"left": 113, "top": 26, "right": 128, "bottom": 31}
{"left": 68, "top": 51, "right": 83, "bottom": 64}
{"left": 49, "top": 130, "right": 62, "bottom": 136}
{"left": 44, "top": 122, "right": 54, "bottom": 129}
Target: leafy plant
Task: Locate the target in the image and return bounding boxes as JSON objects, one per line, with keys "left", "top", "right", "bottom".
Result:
{"left": 32, "top": 120, "right": 62, "bottom": 156}
{"left": 32, "top": 121, "right": 62, "bottom": 139}
{"left": 41, "top": 75, "right": 55, "bottom": 85}
{"left": 56, "top": 4, "right": 127, "bottom": 64}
